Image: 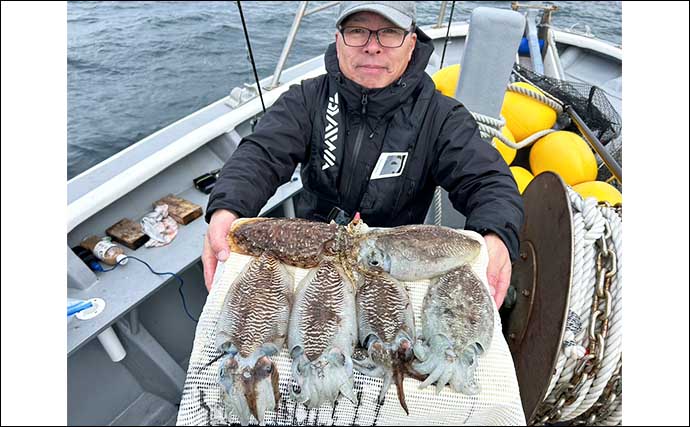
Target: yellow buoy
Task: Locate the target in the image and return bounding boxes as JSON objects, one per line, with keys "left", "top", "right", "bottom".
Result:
{"left": 493, "top": 126, "right": 517, "bottom": 165}
{"left": 431, "top": 64, "right": 461, "bottom": 98}
{"left": 529, "top": 131, "right": 597, "bottom": 186}
{"left": 573, "top": 181, "right": 622, "bottom": 206}
{"left": 510, "top": 166, "right": 534, "bottom": 194}
{"left": 501, "top": 82, "right": 557, "bottom": 142}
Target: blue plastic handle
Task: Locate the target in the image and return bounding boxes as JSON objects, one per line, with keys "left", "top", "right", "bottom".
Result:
{"left": 67, "top": 301, "right": 93, "bottom": 316}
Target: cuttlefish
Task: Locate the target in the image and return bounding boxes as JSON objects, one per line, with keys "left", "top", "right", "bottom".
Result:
{"left": 288, "top": 260, "right": 358, "bottom": 408}
{"left": 228, "top": 217, "right": 340, "bottom": 268}
{"left": 413, "top": 264, "right": 494, "bottom": 395}
{"left": 215, "top": 252, "right": 292, "bottom": 425}
{"left": 349, "top": 224, "right": 482, "bottom": 281}
{"left": 354, "top": 270, "right": 419, "bottom": 414}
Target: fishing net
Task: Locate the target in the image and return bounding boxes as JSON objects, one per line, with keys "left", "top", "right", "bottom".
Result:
{"left": 176, "top": 230, "right": 526, "bottom": 426}
{"left": 511, "top": 64, "right": 621, "bottom": 146}
{"left": 511, "top": 64, "right": 622, "bottom": 186}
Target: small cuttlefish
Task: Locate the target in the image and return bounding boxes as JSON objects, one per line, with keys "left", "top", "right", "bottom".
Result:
{"left": 288, "top": 259, "right": 358, "bottom": 409}
{"left": 215, "top": 253, "right": 292, "bottom": 425}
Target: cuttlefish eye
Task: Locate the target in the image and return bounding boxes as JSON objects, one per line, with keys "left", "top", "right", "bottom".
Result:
{"left": 367, "top": 250, "right": 382, "bottom": 267}
{"left": 292, "top": 384, "right": 302, "bottom": 394}
{"left": 365, "top": 248, "right": 390, "bottom": 272}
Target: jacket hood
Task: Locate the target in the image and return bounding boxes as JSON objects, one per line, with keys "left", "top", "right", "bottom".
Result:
{"left": 324, "top": 27, "right": 434, "bottom": 118}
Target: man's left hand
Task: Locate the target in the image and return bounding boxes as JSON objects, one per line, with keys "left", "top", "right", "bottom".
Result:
{"left": 484, "top": 233, "right": 512, "bottom": 308}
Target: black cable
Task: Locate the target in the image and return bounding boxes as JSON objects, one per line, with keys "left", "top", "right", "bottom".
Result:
{"left": 439, "top": 1, "right": 456, "bottom": 69}
{"left": 236, "top": 1, "right": 266, "bottom": 113}
{"left": 102, "top": 256, "right": 198, "bottom": 323}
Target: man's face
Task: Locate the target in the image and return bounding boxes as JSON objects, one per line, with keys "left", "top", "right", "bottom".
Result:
{"left": 335, "top": 12, "right": 417, "bottom": 89}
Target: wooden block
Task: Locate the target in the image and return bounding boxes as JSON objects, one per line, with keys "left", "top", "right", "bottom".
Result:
{"left": 154, "top": 194, "right": 203, "bottom": 225}
{"left": 106, "top": 218, "right": 149, "bottom": 250}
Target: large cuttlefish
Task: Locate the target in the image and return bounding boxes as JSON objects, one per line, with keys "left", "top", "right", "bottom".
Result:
{"left": 215, "top": 252, "right": 293, "bottom": 425}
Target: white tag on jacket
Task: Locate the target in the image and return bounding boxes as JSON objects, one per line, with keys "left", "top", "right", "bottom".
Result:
{"left": 370, "top": 152, "right": 408, "bottom": 180}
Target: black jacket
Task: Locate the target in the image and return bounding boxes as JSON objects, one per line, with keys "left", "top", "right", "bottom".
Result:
{"left": 207, "top": 29, "right": 524, "bottom": 261}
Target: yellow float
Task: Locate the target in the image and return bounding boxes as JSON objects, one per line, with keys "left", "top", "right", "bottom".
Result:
{"left": 510, "top": 166, "right": 534, "bottom": 194}
{"left": 529, "top": 131, "right": 597, "bottom": 186}
{"left": 572, "top": 181, "right": 622, "bottom": 206}
{"left": 431, "top": 64, "right": 461, "bottom": 98}
{"left": 501, "top": 82, "right": 557, "bottom": 142}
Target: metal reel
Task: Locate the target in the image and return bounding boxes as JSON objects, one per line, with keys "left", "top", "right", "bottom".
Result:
{"left": 500, "top": 172, "right": 573, "bottom": 422}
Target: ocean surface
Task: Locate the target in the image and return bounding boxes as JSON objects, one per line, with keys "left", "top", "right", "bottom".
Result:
{"left": 67, "top": 1, "right": 622, "bottom": 180}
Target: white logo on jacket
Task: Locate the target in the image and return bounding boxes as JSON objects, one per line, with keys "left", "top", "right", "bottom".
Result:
{"left": 322, "top": 93, "right": 339, "bottom": 170}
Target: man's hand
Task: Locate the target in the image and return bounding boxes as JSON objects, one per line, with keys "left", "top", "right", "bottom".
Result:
{"left": 202, "top": 209, "right": 238, "bottom": 292}
{"left": 484, "top": 233, "right": 512, "bottom": 308}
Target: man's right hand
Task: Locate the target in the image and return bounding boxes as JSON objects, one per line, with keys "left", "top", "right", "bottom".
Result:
{"left": 202, "top": 209, "right": 239, "bottom": 292}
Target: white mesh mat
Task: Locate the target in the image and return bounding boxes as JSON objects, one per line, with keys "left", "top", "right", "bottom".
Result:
{"left": 177, "top": 231, "right": 526, "bottom": 426}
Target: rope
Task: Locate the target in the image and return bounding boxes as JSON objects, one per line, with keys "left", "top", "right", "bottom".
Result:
{"left": 565, "top": 206, "right": 623, "bottom": 420}
{"left": 544, "top": 195, "right": 603, "bottom": 404}
{"left": 432, "top": 187, "right": 443, "bottom": 226}
{"left": 470, "top": 111, "right": 557, "bottom": 150}
{"left": 599, "top": 394, "right": 623, "bottom": 426}
{"left": 533, "top": 189, "right": 623, "bottom": 424}
{"left": 554, "top": 195, "right": 604, "bottom": 416}
{"left": 507, "top": 83, "right": 563, "bottom": 113}
{"left": 468, "top": 82, "right": 566, "bottom": 150}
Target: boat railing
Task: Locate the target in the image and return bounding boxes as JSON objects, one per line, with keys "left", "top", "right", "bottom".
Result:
{"left": 265, "top": 1, "right": 452, "bottom": 91}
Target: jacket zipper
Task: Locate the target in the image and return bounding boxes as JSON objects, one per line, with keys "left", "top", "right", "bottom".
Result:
{"left": 342, "top": 92, "right": 368, "bottom": 210}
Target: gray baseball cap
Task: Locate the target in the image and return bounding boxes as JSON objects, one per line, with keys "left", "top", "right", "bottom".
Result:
{"left": 336, "top": 1, "right": 416, "bottom": 29}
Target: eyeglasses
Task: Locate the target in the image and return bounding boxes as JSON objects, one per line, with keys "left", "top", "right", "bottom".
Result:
{"left": 339, "top": 26, "right": 412, "bottom": 48}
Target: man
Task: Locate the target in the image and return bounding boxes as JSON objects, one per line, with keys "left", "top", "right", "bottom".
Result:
{"left": 202, "top": 1, "right": 524, "bottom": 309}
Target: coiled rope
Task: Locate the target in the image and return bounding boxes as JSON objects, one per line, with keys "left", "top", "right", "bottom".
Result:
{"left": 532, "top": 189, "right": 623, "bottom": 426}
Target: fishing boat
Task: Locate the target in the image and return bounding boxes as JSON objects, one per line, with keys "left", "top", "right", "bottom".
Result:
{"left": 64, "top": 2, "right": 623, "bottom": 425}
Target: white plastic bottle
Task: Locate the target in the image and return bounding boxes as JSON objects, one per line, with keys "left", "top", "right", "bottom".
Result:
{"left": 81, "top": 236, "right": 128, "bottom": 266}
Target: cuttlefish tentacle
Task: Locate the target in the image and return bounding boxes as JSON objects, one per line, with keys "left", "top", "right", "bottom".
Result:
{"left": 288, "top": 260, "right": 358, "bottom": 409}
{"left": 413, "top": 265, "right": 493, "bottom": 395}
{"left": 355, "top": 272, "right": 417, "bottom": 414}
{"left": 215, "top": 253, "right": 292, "bottom": 425}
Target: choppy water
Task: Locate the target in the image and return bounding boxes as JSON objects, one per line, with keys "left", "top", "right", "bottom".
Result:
{"left": 67, "top": 1, "right": 621, "bottom": 180}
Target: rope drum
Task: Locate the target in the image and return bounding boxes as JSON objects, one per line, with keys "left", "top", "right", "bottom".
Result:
{"left": 531, "top": 189, "right": 622, "bottom": 426}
